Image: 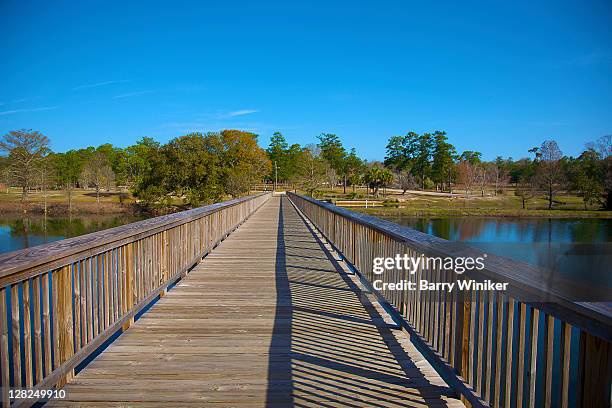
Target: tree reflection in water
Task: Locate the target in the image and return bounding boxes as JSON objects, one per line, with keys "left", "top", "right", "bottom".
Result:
{"left": 378, "top": 215, "right": 612, "bottom": 287}
{"left": 0, "top": 214, "right": 146, "bottom": 254}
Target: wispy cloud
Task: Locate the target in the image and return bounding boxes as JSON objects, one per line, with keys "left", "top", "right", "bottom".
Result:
{"left": 73, "top": 80, "right": 130, "bottom": 91}
{"left": 226, "top": 109, "right": 259, "bottom": 117}
{"left": 113, "top": 90, "right": 155, "bottom": 99}
{"left": 0, "top": 106, "right": 59, "bottom": 116}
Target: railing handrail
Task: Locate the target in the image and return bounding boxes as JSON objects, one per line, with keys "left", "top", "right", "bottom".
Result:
{"left": 287, "top": 192, "right": 612, "bottom": 341}
{"left": 0, "top": 192, "right": 270, "bottom": 286}
{"left": 1, "top": 191, "right": 272, "bottom": 407}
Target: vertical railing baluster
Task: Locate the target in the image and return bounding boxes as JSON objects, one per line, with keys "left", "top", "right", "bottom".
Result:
{"left": 11, "top": 283, "right": 22, "bottom": 387}
{"left": 0, "top": 288, "right": 10, "bottom": 407}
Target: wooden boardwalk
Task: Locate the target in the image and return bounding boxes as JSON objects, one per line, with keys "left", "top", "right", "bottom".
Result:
{"left": 49, "top": 196, "right": 463, "bottom": 407}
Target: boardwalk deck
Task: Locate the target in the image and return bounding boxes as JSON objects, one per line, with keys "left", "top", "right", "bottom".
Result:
{"left": 49, "top": 196, "right": 463, "bottom": 407}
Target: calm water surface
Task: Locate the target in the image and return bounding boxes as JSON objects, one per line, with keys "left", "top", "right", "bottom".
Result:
{"left": 372, "top": 215, "right": 612, "bottom": 287}
{"left": 0, "top": 214, "right": 146, "bottom": 254}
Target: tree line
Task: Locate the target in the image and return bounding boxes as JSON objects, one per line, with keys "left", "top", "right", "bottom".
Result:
{"left": 0, "top": 129, "right": 270, "bottom": 212}
{"left": 1, "top": 128, "right": 610, "bottom": 213}
{"left": 268, "top": 130, "right": 611, "bottom": 211}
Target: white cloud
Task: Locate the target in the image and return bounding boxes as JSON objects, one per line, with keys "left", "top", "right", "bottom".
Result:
{"left": 113, "top": 90, "right": 155, "bottom": 99}
{"left": 0, "top": 106, "right": 59, "bottom": 116}
{"left": 226, "top": 109, "right": 259, "bottom": 117}
{"left": 73, "top": 80, "right": 130, "bottom": 90}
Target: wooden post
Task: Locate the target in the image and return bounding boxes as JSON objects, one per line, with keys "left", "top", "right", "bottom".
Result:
{"left": 0, "top": 288, "right": 10, "bottom": 407}
{"left": 453, "top": 291, "right": 468, "bottom": 376}
{"left": 122, "top": 243, "right": 135, "bottom": 331}
{"left": 577, "top": 331, "right": 612, "bottom": 407}
{"left": 55, "top": 265, "right": 74, "bottom": 386}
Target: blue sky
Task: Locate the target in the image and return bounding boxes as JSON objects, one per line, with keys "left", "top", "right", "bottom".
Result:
{"left": 1, "top": 0, "right": 610, "bottom": 161}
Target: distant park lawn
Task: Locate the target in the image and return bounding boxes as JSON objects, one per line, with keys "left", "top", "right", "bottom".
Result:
{"left": 307, "top": 187, "right": 612, "bottom": 218}
{"left": 0, "top": 187, "right": 137, "bottom": 214}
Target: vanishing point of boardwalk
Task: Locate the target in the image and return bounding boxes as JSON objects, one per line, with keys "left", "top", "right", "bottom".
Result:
{"left": 48, "top": 196, "right": 462, "bottom": 407}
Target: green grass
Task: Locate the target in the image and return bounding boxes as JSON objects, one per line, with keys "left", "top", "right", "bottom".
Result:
{"left": 0, "top": 187, "right": 136, "bottom": 204}
{"left": 300, "top": 187, "right": 612, "bottom": 218}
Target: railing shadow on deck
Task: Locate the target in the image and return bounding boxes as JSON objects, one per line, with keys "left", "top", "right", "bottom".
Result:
{"left": 0, "top": 192, "right": 272, "bottom": 407}
{"left": 268, "top": 197, "right": 458, "bottom": 407}
{"left": 265, "top": 197, "right": 294, "bottom": 406}
{"left": 287, "top": 192, "right": 612, "bottom": 408}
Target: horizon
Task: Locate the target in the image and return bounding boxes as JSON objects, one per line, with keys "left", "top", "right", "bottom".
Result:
{"left": 1, "top": 0, "right": 611, "bottom": 161}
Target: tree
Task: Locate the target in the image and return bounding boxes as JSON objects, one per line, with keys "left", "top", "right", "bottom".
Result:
{"left": 285, "top": 143, "right": 305, "bottom": 191}
{"left": 384, "top": 135, "right": 413, "bottom": 171}
{"left": 344, "top": 148, "right": 365, "bottom": 192}
{"left": 587, "top": 135, "right": 612, "bottom": 210}
{"left": 384, "top": 132, "right": 433, "bottom": 189}
{"left": 474, "top": 163, "right": 488, "bottom": 197}
{"left": 219, "top": 130, "right": 271, "bottom": 195}
{"left": 515, "top": 175, "right": 535, "bottom": 209}
{"left": 459, "top": 150, "right": 482, "bottom": 165}
{"left": 413, "top": 133, "right": 434, "bottom": 189}
{"left": 266, "top": 132, "right": 290, "bottom": 185}
{"left": 133, "top": 130, "right": 270, "bottom": 207}
{"left": 492, "top": 156, "right": 510, "bottom": 195}
{"left": 296, "top": 146, "right": 328, "bottom": 197}
{"left": 37, "top": 155, "right": 55, "bottom": 214}
{"left": 396, "top": 170, "right": 416, "bottom": 194}
{"left": 81, "top": 150, "right": 115, "bottom": 211}
{"left": 0, "top": 156, "right": 9, "bottom": 193}
{"left": 363, "top": 167, "right": 394, "bottom": 197}
{"left": 96, "top": 143, "right": 127, "bottom": 187}
{"left": 317, "top": 133, "right": 347, "bottom": 191}
{"left": 534, "top": 140, "right": 564, "bottom": 209}
{"left": 456, "top": 160, "right": 476, "bottom": 197}
{"left": 53, "top": 150, "right": 85, "bottom": 213}
{"left": 567, "top": 149, "right": 604, "bottom": 210}
{"left": 0, "top": 129, "right": 50, "bottom": 212}
{"left": 431, "top": 131, "right": 456, "bottom": 192}
{"left": 135, "top": 133, "right": 222, "bottom": 207}
{"left": 126, "top": 137, "right": 160, "bottom": 188}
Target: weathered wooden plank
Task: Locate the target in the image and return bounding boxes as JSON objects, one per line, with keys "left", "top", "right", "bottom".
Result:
{"left": 504, "top": 297, "right": 515, "bottom": 408}
{"left": 54, "top": 196, "right": 463, "bottom": 407}
{"left": 543, "top": 313, "right": 554, "bottom": 408}
{"left": 32, "top": 276, "right": 43, "bottom": 384}
{"left": 11, "top": 283, "right": 22, "bottom": 387}
{"left": 0, "top": 288, "right": 10, "bottom": 407}
{"left": 494, "top": 293, "right": 503, "bottom": 406}
{"left": 527, "top": 308, "right": 539, "bottom": 408}
{"left": 516, "top": 302, "right": 527, "bottom": 408}
{"left": 484, "top": 291, "right": 493, "bottom": 402}
{"left": 74, "top": 264, "right": 82, "bottom": 353}
{"left": 22, "top": 279, "right": 33, "bottom": 388}
{"left": 578, "top": 330, "right": 612, "bottom": 407}
{"left": 56, "top": 265, "right": 75, "bottom": 386}
{"left": 560, "top": 322, "right": 571, "bottom": 408}
{"left": 42, "top": 273, "right": 52, "bottom": 376}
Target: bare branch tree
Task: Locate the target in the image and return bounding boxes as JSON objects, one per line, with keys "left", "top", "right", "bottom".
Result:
{"left": 81, "top": 151, "right": 115, "bottom": 212}
{"left": 0, "top": 129, "right": 50, "bottom": 213}
{"left": 535, "top": 140, "right": 564, "bottom": 209}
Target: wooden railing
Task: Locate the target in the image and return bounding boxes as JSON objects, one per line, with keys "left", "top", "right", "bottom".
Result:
{"left": 0, "top": 192, "right": 271, "bottom": 407}
{"left": 288, "top": 192, "right": 612, "bottom": 408}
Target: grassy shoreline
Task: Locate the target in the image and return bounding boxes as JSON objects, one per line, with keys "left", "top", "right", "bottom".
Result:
{"left": 353, "top": 206, "right": 612, "bottom": 218}
{"left": 0, "top": 188, "right": 140, "bottom": 216}
{"left": 307, "top": 188, "right": 612, "bottom": 219}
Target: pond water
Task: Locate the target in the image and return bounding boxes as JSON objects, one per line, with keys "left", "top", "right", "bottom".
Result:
{"left": 0, "top": 214, "right": 147, "bottom": 254}
{"left": 371, "top": 215, "right": 612, "bottom": 288}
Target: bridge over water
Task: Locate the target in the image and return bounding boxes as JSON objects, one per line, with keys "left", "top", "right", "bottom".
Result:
{"left": 0, "top": 193, "right": 610, "bottom": 407}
